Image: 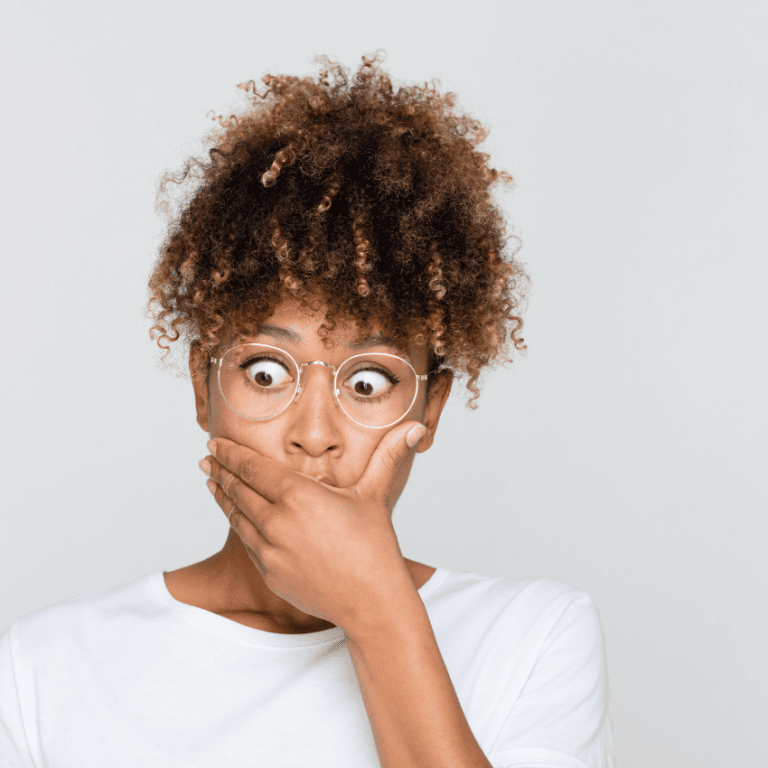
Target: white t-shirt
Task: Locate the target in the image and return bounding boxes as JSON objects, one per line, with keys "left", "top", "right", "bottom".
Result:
{"left": 0, "top": 568, "right": 615, "bottom": 767}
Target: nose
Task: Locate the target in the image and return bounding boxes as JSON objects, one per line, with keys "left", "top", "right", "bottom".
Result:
{"left": 286, "top": 361, "right": 344, "bottom": 454}
{"left": 292, "top": 360, "right": 339, "bottom": 410}
{"left": 288, "top": 360, "right": 354, "bottom": 430}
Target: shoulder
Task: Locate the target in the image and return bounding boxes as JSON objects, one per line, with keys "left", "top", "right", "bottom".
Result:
{"left": 430, "top": 570, "right": 605, "bottom": 663}
{"left": 436, "top": 569, "right": 596, "bottom": 625}
{"left": 509, "top": 577, "right": 601, "bottom": 637}
{"left": 498, "top": 576, "right": 604, "bottom": 658}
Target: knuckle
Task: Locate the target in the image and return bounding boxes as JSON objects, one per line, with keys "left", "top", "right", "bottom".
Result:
{"left": 260, "top": 513, "right": 281, "bottom": 541}
{"left": 282, "top": 481, "right": 303, "bottom": 505}
{"left": 260, "top": 514, "right": 275, "bottom": 539}
{"left": 239, "top": 462, "right": 254, "bottom": 486}
{"left": 259, "top": 545, "right": 279, "bottom": 574}
{"left": 228, "top": 477, "right": 242, "bottom": 504}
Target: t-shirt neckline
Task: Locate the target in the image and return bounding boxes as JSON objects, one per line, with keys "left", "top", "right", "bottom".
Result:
{"left": 148, "top": 566, "right": 449, "bottom": 647}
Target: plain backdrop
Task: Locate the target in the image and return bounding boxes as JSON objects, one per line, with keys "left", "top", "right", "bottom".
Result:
{"left": 1, "top": 1, "right": 766, "bottom": 766}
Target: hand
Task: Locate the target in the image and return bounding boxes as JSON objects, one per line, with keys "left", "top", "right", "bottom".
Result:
{"left": 199, "top": 421, "right": 428, "bottom": 631}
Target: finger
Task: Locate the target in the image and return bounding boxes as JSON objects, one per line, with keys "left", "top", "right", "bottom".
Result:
{"left": 206, "top": 478, "right": 269, "bottom": 578}
{"left": 206, "top": 476, "right": 239, "bottom": 528}
{"left": 205, "top": 464, "right": 272, "bottom": 544}
{"left": 204, "top": 456, "right": 255, "bottom": 508}
{"left": 208, "top": 437, "right": 291, "bottom": 503}
{"left": 223, "top": 471, "right": 237, "bottom": 497}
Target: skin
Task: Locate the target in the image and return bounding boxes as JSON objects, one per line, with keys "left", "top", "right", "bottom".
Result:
{"left": 163, "top": 296, "right": 453, "bottom": 634}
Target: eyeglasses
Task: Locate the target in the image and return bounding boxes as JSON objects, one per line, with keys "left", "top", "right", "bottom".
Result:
{"left": 211, "top": 343, "right": 429, "bottom": 429}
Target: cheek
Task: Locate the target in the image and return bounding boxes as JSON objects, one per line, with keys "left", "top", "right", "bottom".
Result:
{"left": 332, "top": 431, "right": 386, "bottom": 488}
{"left": 207, "top": 383, "right": 262, "bottom": 442}
{"left": 207, "top": 389, "right": 229, "bottom": 428}
{"left": 404, "top": 386, "right": 428, "bottom": 422}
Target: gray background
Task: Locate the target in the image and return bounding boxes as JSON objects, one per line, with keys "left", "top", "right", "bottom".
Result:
{"left": 1, "top": 1, "right": 766, "bottom": 766}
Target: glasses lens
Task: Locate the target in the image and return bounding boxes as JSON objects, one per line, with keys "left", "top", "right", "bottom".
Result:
{"left": 218, "top": 345, "right": 418, "bottom": 427}
{"left": 219, "top": 344, "right": 298, "bottom": 420}
{"left": 337, "top": 353, "right": 417, "bottom": 428}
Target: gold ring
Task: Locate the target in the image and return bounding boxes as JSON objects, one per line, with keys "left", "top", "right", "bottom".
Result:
{"left": 228, "top": 503, "right": 238, "bottom": 524}
{"left": 223, "top": 472, "right": 236, "bottom": 496}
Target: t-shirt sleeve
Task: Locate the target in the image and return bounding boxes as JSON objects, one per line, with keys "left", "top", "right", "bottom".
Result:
{"left": 0, "top": 624, "right": 37, "bottom": 768}
{"left": 487, "top": 593, "right": 615, "bottom": 768}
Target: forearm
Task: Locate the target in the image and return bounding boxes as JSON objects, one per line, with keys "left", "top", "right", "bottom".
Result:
{"left": 343, "top": 574, "right": 492, "bottom": 768}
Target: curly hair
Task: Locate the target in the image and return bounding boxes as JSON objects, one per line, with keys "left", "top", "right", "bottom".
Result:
{"left": 147, "top": 50, "right": 529, "bottom": 409}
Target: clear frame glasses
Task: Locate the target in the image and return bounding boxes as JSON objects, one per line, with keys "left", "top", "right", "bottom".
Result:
{"left": 211, "top": 343, "right": 429, "bottom": 429}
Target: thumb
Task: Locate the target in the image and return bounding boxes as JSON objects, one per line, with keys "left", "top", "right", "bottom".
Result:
{"left": 356, "top": 421, "right": 427, "bottom": 502}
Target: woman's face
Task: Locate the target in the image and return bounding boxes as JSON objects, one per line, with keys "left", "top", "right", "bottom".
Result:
{"left": 190, "top": 298, "right": 453, "bottom": 513}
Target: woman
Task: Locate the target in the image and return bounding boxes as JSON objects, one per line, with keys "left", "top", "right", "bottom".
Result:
{"left": 0, "top": 53, "right": 614, "bottom": 767}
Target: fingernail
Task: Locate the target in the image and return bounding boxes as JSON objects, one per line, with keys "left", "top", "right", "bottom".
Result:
{"left": 207, "top": 439, "right": 217, "bottom": 457}
{"left": 198, "top": 458, "right": 212, "bottom": 476}
{"left": 406, "top": 424, "right": 427, "bottom": 448}
{"left": 206, "top": 479, "right": 216, "bottom": 495}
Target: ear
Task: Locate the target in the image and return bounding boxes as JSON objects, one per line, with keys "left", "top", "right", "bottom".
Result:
{"left": 413, "top": 369, "right": 453, "bottom": 453}
{"left": 189, "top": 341, "right": 210, "bottom": 432}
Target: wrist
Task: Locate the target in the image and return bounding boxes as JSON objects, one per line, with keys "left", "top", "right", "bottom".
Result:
{"left": 342, "top": 567, "right": 427, "bottom": 646}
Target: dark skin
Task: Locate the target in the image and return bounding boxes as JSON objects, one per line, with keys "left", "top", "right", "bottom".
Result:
{"left": 163, "top": 297, "right": 453, "bottom": 634}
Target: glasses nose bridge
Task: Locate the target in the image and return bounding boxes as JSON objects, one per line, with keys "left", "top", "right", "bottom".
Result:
{"left": 294, "top": 359, "right": 340, "bottom": 404}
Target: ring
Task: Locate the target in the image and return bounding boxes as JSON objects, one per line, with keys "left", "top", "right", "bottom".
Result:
{"left": 228, "top": 503, "right": 238, "bottom": 525}
{"left": 223, "top": 472, "right": 236, "bottom": 496}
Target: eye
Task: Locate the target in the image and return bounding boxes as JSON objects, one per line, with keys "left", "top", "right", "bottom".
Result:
{"left": 345, "top": 367, "right": 399, "bottom": 399}
{"left": 241, "top": 355, "right": 293, "bottom": 388}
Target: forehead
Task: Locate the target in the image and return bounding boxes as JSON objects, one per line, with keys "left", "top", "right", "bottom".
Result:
{"left": 234, "top": 299, "right": 422, "bottom": 364}
{"left": 254, "top": 323, "right": 406, "bottom": 353}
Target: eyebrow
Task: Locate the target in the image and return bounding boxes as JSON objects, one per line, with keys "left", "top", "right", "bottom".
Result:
{"left": 254, "top": 324, "right": 410, "bottom": 359}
